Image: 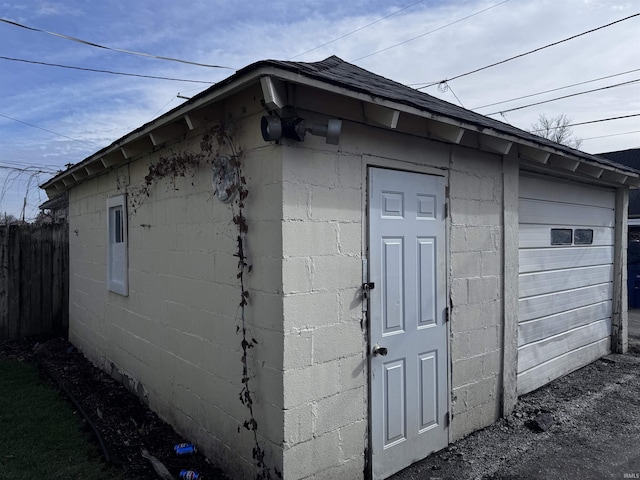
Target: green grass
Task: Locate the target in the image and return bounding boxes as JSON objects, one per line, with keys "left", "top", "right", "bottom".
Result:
{"left": 0, "top": 357, "right": 123, "bottom": 480}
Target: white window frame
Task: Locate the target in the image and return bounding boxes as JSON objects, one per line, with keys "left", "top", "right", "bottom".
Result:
{"left": 107, "top": 194, "right": 128, "bottom": 295}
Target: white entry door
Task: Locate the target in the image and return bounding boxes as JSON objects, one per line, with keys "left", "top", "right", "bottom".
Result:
{"left": 368, "top": 168, "right": 448, "bottom": 480}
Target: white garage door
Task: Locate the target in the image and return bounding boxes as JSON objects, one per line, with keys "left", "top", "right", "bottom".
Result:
{"left": 517, "top": 175, "right": 615, "bottom": 394}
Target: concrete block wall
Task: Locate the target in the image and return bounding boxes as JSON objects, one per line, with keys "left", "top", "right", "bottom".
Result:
{"left": 278, "top": 118, "right": 507, "bottom": 478}
{"left": 281, "top": 140, "right": 367, "bottom": 480}
{"left": 448, "top": 148, "right": 504, "bottom": 440}
{"left": 343, "top": 121, "right": 505, "bottom": 443}
{"left": 67, "top": 106, "right": 287, "bottom": 478}
{"left": 66, "top": 88, "right": 508, "bottom": 479}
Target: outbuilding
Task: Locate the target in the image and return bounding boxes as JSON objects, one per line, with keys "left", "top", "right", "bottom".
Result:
{"left": 42, "top": 56, "right": 635, "bottom": 480}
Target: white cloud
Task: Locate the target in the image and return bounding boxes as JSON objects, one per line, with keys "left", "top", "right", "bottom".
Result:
{"left": 1, "top": 0, "right": 638, "bottom": 218}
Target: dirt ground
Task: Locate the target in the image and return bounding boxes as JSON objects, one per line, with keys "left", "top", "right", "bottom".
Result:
{"left": 2, "top": 316, "right": 639, "bottom": 480}
{"left": 391, "top": 315, "right": 640, "bottom": 480}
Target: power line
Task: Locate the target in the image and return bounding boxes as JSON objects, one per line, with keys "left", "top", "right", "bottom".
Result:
{"left": 0, "top": 159, "right": 61, "bottom": 169}
{"left": 417, "top": 12, "right": 640, "bottom": 90}
{"left": 471, "top": 68, "right": 640, "bottom": 110}
{"left": 0, "top": 165, "right": 57, "bottom": 174}
{"left": 582, "top": 130, "right": 640, "bottom": 141}
{"left": 0, "top": 112, "right": 94, "bottom": 144}
{"left": 486, "top": 78, "right": 640, "bottom": 115}
{"left": 0, "top": 162, "right": 59, "bottom": 173}
{"left": 530, "top": 114, "right": 640, "bottom": 132}
{"left": 0, "top": 17, "right": 234, "bottom": 69}
{"left": 289, "top": 0, "right": 425, "bottom": 60}
{"left": 352, "top": 0, "right": 511, "bottom": 62}
{"left": 0, "top": 56, "right": 215, "bottom": 84}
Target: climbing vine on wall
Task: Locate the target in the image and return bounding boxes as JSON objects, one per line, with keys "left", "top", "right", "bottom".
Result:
{"left": 128, "top": 122, "right": 281, "bottom": 480}
{"left": 226, "top": 134, "right": 282, "bottom": 480}
{"left": 127, "top": 124, "right": 226, "bottom": 213}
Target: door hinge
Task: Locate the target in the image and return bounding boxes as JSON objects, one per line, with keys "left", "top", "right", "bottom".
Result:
{"left": 445, "top": 411, "right": 451, "bottom": 427}
{"left": 444, "top": 202, "right": 448, "bottom": 219}
{"left": 445, "top": 309, "right": 450, "bottom": 323}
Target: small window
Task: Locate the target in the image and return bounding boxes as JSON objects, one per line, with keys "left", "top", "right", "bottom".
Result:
{"left": 107, "top": 195, "right": 128, "bottom": 296}
{"left": 574, "top": 229, "right": 594, "bottom": 245}
{"left": 113, "top": 207, "right": 123, "bottom": 243}
{"left": 551, "top": 228, "right": 572, "bottom": 245}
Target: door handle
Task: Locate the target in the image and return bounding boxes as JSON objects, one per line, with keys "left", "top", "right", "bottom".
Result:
{"left": 372, "top": 344, "right": 388, "bottom": 356}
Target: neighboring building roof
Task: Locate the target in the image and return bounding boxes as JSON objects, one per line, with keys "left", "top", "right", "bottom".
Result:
{"left": 599, "top": 149, "right": 640, "bottom": 217}
{"left": 39, "top": 192, "right": 68, "bottom": 211}
{"left": 41, "top": 56, "right": 640, "bottom": 196}
{"left": 599, "top": 148, "right": 640, "bottom": 169}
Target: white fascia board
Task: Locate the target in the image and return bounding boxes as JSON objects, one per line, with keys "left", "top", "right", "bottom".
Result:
{"left": 263, "top": 68, "right": 640, "bottom": 187}
{"left": 41, "top": 69, "right": 267, "bottom": 193}
{"left": 41, "top": 64, "right": 640, "bottom": 193}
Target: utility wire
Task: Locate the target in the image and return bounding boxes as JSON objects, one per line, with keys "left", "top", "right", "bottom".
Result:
{"left": 0, "top": 162, "right": 60, "bottom": 172}
{"left": 0, "top": 165, "right": 57, "bottom": 173}
{"left": 0, "top": 159, "right": 61, "bottom": 169}
{"left": 0, "top": 56, "right": 215, "bottom": 84}
{"left": 417, "top": 12, "right": 640, "bottom": 90}
{"left": 289, "top": 0, "right": 425, "bottom": 60}
{"left": 582, "top": 130, "right": 640, "bottom": 141}
{"left": 352, "top": 0, "right": 510, "bottom": 62}
{"left": 486, "top": 78, "right": 640, "bottom": 115}
{"left": 0, "top": 112, "right": 93, "bottom": 144}
{"left": 584, "top": 130, "right": 640, "bottom": 141}
{"left": 471, "top": 67, "right": 640, "bottom": 110}
{"left": 530, "top": 114, "right": 640, "bottom": 132}
{"left": 0, "top": 17, "right": 234, "bottom": 69}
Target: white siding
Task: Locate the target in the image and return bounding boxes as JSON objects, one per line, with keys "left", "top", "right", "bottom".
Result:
{"left": 517, "top": 175, "right": 615, "bottom": 395}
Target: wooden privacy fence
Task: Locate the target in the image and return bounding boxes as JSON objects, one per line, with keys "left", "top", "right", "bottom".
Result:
{"left": 0, "top": 223, "right": 69, "bottom": 340}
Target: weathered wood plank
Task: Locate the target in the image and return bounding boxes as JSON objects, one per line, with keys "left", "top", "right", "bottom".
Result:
{"left": 0, "top": 227, "right": 8, "bottom": 339}
{"left": 61, "top": 225, "right": 69, "bottom": 336}
{"left": 0, "top": 223, "right": 69, "bottom": 340}
{"left": 51, "top": 225, "right": 63, "bottom": 335}
{"left": 7, "top": 226, "right": 21, "bottom": 339}
{"left": 41, "top": 225, "right": 54, "bottom": 335}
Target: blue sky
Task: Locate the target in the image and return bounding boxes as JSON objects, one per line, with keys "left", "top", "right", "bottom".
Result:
{"left": 1, "top": 0, "right": 639, "bottom": 219}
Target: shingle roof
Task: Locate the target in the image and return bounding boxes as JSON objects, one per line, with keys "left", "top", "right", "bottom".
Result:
{"left": 42, "top": 56, "right": 640, "bottom": 193}
{"left": 237, "top": 56, "right": 635, "bottom": 173}
{"left": 600, "top": 149, "right": 640, "bottom": 215}
{"left": 598, "top": 148, "right": 640, "bottom": 170}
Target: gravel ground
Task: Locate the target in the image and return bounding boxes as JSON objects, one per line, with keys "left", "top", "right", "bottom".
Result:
{"left": 392, "top": 320, "right": 640, "bottom": 480}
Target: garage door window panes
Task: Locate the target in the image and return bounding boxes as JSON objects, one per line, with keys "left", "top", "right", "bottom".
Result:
{"left": 551, "top": 229, "right": 572, "bottom": 245}
{"left": 550, "top": 228, "right": 594, "bottom": 246}
{"left": 575, "top": 229, "right": 594, "bottom": 245}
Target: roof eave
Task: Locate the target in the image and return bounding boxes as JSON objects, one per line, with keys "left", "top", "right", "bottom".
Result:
{"left": 41, "top": 61, "right": 640, "bottom": 196}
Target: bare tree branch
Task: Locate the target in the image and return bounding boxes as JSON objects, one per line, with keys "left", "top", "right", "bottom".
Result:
{"left": 529, "top": 113, "right": 583, "bottom": 149}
